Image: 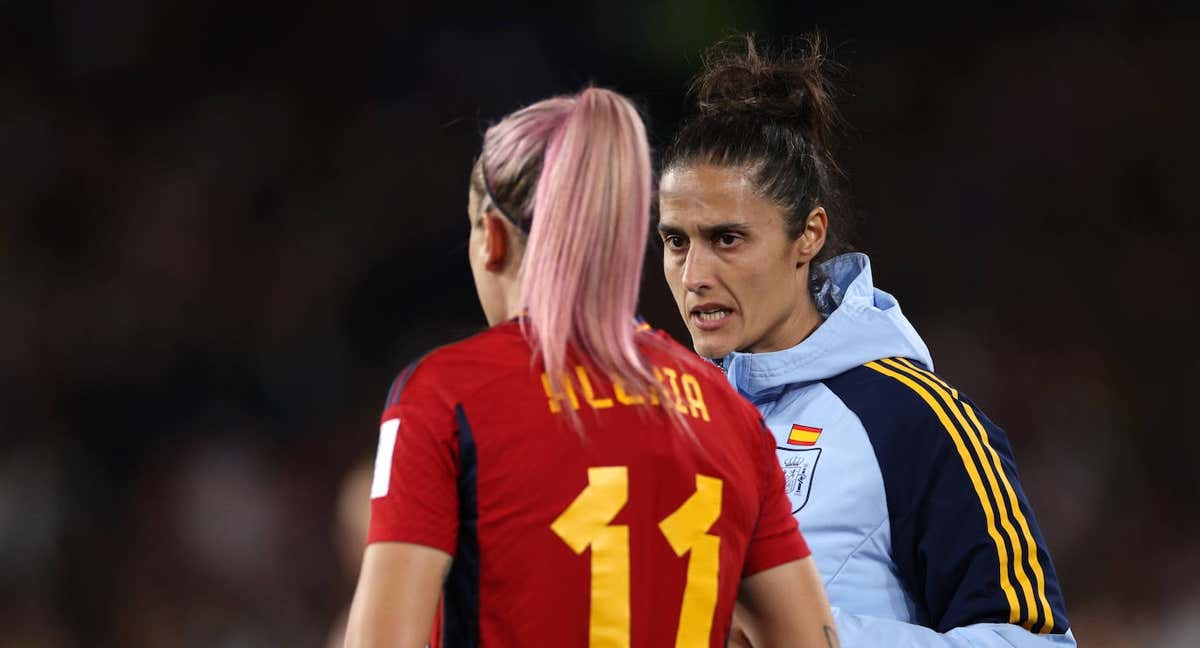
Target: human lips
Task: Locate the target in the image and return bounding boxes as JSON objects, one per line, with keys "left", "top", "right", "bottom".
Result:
{"left": 689, "top": 302, "right": 734, "bottom": 331}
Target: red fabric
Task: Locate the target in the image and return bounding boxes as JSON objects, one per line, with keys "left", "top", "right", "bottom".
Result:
{"left": 743, "top": 418, "right": 812, "bottom": 576}
{"left": 367, "top": 321, "right": 810, "bottom": 647}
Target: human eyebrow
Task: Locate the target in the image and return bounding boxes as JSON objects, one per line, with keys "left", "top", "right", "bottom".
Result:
{"left": 656, "top": 222, "right": 685, "bottom": 237}
{"left": 697, "top": 221, "right": 751, "bottom": 237}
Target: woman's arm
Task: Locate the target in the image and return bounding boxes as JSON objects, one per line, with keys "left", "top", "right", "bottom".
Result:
{"left": 737, "top": 557, "right": 840, "bottom": 648}
{"left": 343, "top": 542, "right": 452, "bottom": 648}
{"left": 821, "top": 360, "right": 1075, "bottom": 647}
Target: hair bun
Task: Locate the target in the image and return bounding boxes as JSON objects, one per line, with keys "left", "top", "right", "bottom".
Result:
{"left": 693, "top": 34, "right": 839, "bottom": 150}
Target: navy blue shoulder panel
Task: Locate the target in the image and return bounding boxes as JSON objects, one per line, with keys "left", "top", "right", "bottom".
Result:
{"left": 382, "top": 350, "right": 438, "bottom": 413}
{"left": 823, "top": 358, "right": 1070, "bottom": 635}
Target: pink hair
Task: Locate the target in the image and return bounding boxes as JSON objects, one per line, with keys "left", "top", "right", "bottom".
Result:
{"left": 480, "top": 88, "right": 667, "bottom": 418}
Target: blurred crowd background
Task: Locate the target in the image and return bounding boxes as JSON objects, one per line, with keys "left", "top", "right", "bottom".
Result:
{"left": 2, "top": 1, "right": 1198, "bottom": 646}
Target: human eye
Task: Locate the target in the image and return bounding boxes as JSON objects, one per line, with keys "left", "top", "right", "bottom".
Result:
{"left": 714, "top": 231, "right": 743, "bottom": 248}
{"left": 661, "top": 233, "right": 687, "bottom": 251}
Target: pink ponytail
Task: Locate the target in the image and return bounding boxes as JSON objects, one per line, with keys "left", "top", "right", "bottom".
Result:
{"left": 521, "top": 88, "right": 659, "bottom": 408}
{"left": 479, "top": 88, "right": 667, "bottom": 420}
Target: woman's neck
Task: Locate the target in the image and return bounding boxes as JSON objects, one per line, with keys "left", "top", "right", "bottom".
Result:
{"left": 745, "top": 289, "right": 824, "bottom": 354}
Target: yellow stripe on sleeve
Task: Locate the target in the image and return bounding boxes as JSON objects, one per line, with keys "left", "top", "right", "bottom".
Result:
{"left": 894, "top": 357, "right": 958, "bottom": 399}
{"left": 892, "top": 360, "right": 1055, "bottom": 632}
{"left": 879, "top": 358, "right": 1037, "bottom": 629}
{"left": 863, "top": 361, "right": 1023, "bottom": 624}
{"left": 960, "top": 400, "right": 1056, "bottom": 634}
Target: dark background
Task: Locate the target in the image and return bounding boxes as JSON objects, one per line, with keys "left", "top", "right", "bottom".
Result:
{"left": 2, "top": 1, "right": 1198, "bottom": 646}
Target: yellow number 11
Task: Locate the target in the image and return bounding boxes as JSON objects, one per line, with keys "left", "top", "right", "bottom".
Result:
{"left": 550, "top": 466, "right": 724, "bottom": 648}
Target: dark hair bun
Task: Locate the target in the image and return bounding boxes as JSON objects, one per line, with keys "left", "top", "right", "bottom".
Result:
{"left": 666, "top": 32, "right": 852, "bottom": 261}
{"left": 693, "top": 33, "right": 840, "bottom": 153}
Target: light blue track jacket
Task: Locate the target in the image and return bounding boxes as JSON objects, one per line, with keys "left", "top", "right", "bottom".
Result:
{"left": 719, "top": 253, "right": 1075, "bottom": 647}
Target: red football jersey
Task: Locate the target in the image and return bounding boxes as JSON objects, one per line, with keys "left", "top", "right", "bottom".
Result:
{"left": 368, "top": 320, "right": 808, "bottom": 648}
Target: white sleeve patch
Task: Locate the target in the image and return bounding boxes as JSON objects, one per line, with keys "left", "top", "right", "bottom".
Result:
{"left": 371, "top": 418, "right": 400, "bottom": 498}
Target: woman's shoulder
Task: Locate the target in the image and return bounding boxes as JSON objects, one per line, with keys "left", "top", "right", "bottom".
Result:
{"left": 819, "top": 357, "right": 1010, "bottom": 452}
{"left": 819, "top": 358, "right": 946, "bottom": 428}
{"left": 380, "top": 321, "right": 533, "bottom": 408}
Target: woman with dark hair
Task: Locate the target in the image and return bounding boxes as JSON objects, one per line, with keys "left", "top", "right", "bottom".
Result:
{"left": 657, "top": 36, "right": 1075, "bottom": 647}
{"left": 344, "top": 86, "right": 838, "bottom": 648}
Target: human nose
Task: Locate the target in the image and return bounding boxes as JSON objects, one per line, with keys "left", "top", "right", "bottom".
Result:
{"left": 681, "top": 244, "right": 715, "bottom": 293}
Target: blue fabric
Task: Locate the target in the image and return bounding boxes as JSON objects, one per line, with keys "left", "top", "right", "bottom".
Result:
{"left": 443, "top": 404, "right": 480, "bottom": 648}
{"left": 720, "top": 253, "right": 1074, "bottom": 647}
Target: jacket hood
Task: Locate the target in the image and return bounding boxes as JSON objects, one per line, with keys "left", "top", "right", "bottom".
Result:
{"left": 721, "top": 253, "right": 933, "bottom": 400}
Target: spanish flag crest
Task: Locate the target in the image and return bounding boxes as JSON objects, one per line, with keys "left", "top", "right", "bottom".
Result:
{"left": 788, "top": 424, "right": 822, "bottom": 446}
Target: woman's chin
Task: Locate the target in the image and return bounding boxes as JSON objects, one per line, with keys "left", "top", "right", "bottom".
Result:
{"left": 691, "top": 335, "right": 736, "bottom": 361}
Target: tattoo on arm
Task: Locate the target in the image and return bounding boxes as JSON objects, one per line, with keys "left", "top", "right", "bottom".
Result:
{"left": 823, "top": 625, "right": 840, "bottom": 648}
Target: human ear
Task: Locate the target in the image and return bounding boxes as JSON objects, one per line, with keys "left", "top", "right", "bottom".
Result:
{"left": 794, "top": 207, "right": 828, "bottom": 267}
{"left": 483, "top": 210, "right": 510, "bottom": 272}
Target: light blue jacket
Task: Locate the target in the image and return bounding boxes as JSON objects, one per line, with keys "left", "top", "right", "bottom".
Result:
{"left": 720, "top": 253, "right": 1075, "bottom": 647}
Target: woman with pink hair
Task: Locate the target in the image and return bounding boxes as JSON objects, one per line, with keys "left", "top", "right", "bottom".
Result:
{"left": 344, "top": 87, "right": 836, "bottom": 648}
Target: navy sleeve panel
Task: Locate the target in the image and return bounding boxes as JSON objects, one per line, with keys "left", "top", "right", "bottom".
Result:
{"left": 383, "top": 360, "right": 423, "bottom": 412}
{"left": 823, "top": 358, "right": 1070, "bottom": 635}
{"left": 443, "top": 404, "right": 480, "bottom": 648}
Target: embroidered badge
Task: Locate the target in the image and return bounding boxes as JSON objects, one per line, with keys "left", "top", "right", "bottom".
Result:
{"left": 778, "top": 447, "right": 822, "bottom": 513}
